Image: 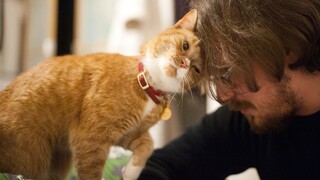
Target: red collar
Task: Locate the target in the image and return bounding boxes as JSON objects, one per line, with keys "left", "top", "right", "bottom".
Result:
{"left": 137, "top": 62, "right": 163, "bottom": 104}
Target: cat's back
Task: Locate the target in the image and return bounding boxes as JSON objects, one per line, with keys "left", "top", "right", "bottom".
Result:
{"left": 0, "top": 53, "right": 139, "bottom": 119}
{"left": 0, "top": 53, "right": 137, "bottom": 97}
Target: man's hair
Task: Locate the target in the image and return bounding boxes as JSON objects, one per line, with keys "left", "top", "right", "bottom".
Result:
{"left": 190, "top": 0, "right": 320, "bottom": 96}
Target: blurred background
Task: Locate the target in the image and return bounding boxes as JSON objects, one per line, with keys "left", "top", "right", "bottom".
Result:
{"left": 0, "top": 0, "right": 258, "bottom": 179}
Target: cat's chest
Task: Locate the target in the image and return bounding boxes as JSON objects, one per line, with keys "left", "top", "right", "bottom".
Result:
{"left": 141, "top": 98, "right": 157, "bottom": 119}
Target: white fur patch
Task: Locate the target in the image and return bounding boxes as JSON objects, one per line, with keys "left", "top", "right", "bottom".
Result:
{"left": 141, "top": 98, "right": 156, "bottom": 120}
{"left": 142, "top": 49, "right": 187, "bottom": 93}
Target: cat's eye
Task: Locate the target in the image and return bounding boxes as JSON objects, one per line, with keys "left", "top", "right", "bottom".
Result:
{"left": 183, "top": 41, "right": 189, "bottom": 51}
{"left": 192, "top": 65, "right": 200, "bottom": 74}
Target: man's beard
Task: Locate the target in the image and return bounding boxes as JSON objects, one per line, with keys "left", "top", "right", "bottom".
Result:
{"left": 246, "top": 109, "right": 294, "bottom": 134}
{"left": 228, "top": 77, "right": 298, "bottom": 134}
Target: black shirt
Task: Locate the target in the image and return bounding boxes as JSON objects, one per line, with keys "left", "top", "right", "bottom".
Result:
{"left": 138, "top": 105, "right": 320, "bottom": 180}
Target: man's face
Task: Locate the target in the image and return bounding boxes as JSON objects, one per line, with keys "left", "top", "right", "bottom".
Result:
{"left": 217, "top": 53, "right": 301, "bottom": 133}
{"left": 219, "top": 55, "right": 300, "bottom": 134}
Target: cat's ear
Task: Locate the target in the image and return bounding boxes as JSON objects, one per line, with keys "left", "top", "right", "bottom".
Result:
{"left": 174, "top": 9, "right": 198, "bottom": 31}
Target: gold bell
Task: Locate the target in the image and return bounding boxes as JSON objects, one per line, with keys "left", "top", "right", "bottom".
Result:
{"left": 160, "top": 107, "right": 172, "bottom": 120}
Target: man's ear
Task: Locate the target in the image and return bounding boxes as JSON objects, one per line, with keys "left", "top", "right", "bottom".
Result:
{"left": 174, "top": 9, "right": 198, "bottom": 31}
{"left": 285, "top": 51, "right": 300, "bottom": 66}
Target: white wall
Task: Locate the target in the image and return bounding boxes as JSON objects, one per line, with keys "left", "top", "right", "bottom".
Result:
{"left": 105, "top": 0, "right": 174, "bottom": 56}
{"left": 1, "top": 0, "right": 24, "bottom": 75}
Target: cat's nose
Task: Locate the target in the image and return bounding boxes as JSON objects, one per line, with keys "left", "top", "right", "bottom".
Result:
{"left": 180, "top": 59, "right": 189, "bottom": 69}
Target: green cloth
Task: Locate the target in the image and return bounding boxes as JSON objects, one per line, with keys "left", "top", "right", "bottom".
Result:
{"left": 0, "top": 174, "right": 8, "bottom": 180}
{"left": 0, "top": 157, "right": 129, "bottom": 180}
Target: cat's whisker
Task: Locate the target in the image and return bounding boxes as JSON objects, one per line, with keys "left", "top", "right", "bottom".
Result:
{"left": 179, "top": 92, "right": 184, "bottom": 108}
{"left": 181, "top": 78, "right": 186, "bottom": 94}
{"left": 173, "top": 92, "right": 184, "bottom": 108}
{"left": 169, "top": 92, "right": 177, "bottom": 104}
{"left": 177, "top": 80, "right": 184, "bottom": 105}
{"left": 185, "top": 74, "right": 201, "bottom": 106}
{"left": 177, "top": 73, "right": 191, "bottom": 106}
{"left": 184, "top": 75, "right": 194, "bottom": 99}
{"left": 182, "top": 73, "right": 197, "bottom": 105}
{"left": 181, "top": 74, "right": 189, "bottom": 91}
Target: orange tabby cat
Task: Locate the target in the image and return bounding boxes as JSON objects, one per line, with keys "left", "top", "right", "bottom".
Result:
{"left": 0, "top": 9, "right": 201, "bottom": 180}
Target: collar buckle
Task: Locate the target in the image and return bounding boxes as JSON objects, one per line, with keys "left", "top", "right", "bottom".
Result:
{"left": 137, "top": 71, "right": 150, "bottom": 90}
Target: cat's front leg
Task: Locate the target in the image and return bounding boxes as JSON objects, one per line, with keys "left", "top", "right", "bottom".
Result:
{"left": 70, "top": 128, "right": 111, "bottom": 180}
{"left": 122, "top": 132, "right": 153, "bottom": 180}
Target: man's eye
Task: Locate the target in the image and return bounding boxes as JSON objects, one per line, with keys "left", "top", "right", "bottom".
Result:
{"left": 183, "top": 41, "right": 189, "bottom": 51}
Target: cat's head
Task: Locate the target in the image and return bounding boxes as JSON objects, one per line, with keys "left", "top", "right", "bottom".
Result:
{"left": 141, "top": 9, "right": 203, "bottom": 93}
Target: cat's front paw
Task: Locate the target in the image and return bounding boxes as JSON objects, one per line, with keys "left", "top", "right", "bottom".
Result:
{"left": 122, "top": 160, "right": 143, "bottom": 180}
